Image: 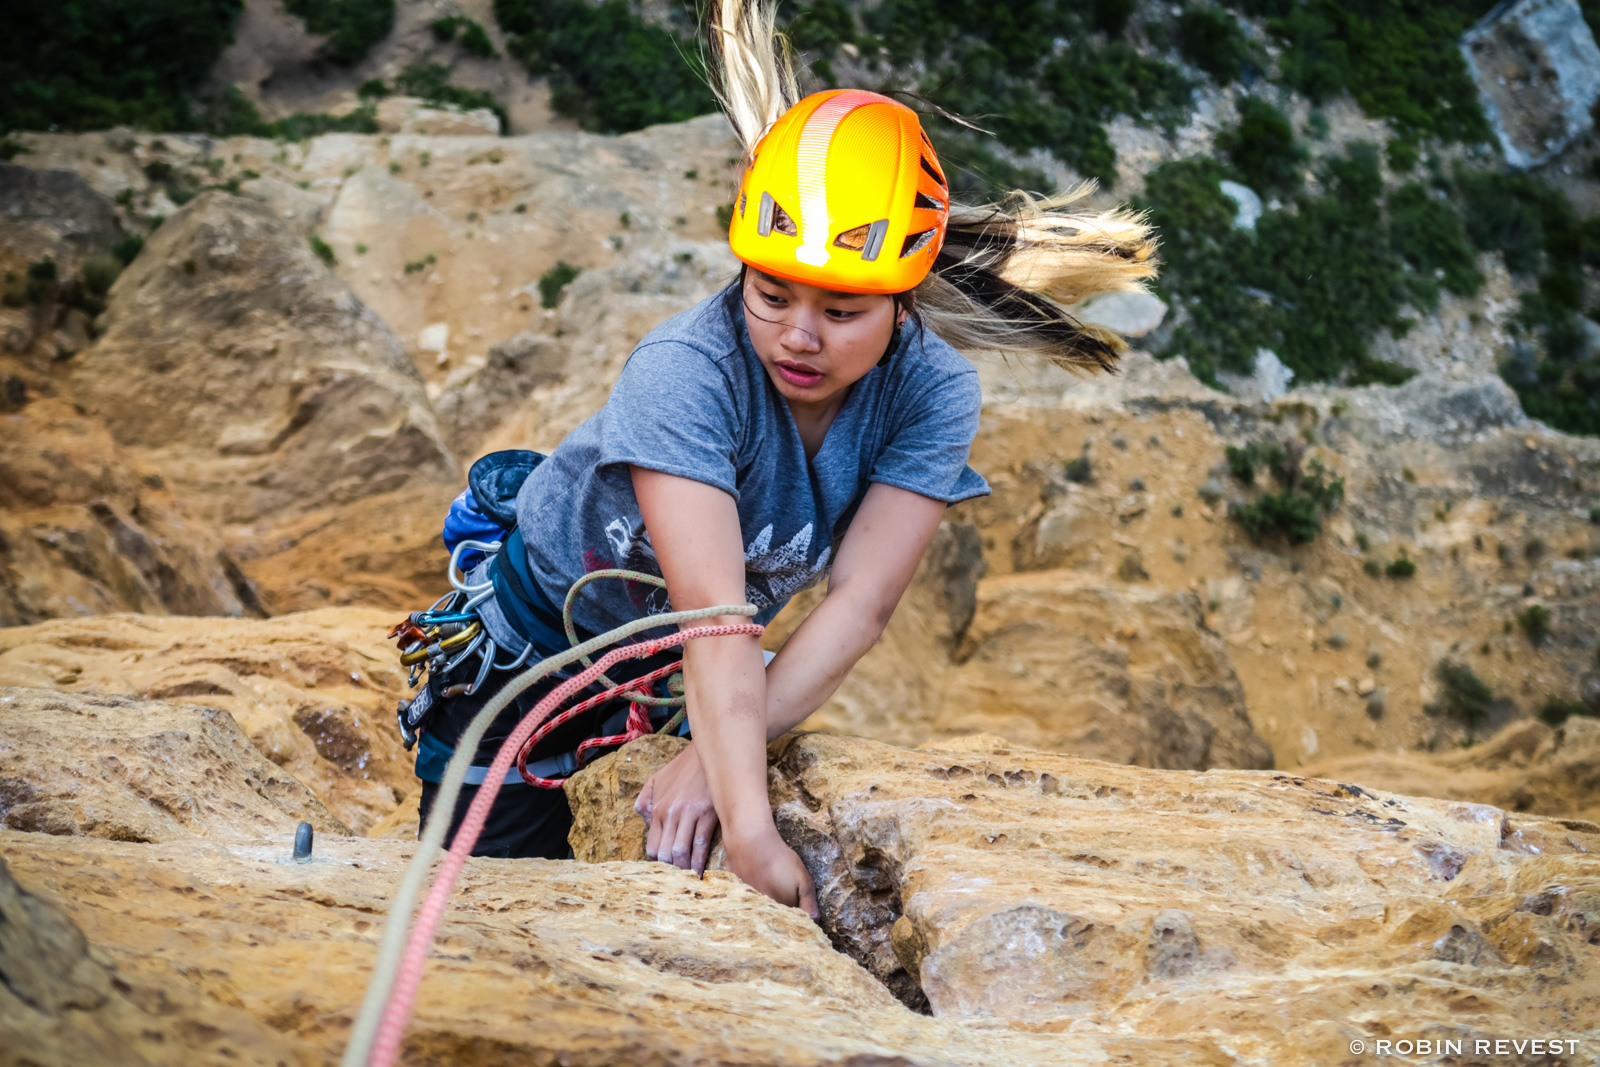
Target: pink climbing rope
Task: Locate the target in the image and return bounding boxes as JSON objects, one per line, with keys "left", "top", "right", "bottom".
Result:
{"left": 366, "top": 621, "right": 764, "bottom": 1067}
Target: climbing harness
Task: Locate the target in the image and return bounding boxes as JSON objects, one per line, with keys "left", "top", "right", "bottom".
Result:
{"left": 390, "top": 448, "right": 697, "bottom": 787}
{"left": 389, "top": 535, "right": 697, "bottom": 787}
{"left": 345, "top": 599, "right": 763, "bottom": 1067}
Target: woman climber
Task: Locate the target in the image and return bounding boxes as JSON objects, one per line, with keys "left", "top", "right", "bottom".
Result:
{"left": 394, "top": 0, "right": 1157, "bottom": 915}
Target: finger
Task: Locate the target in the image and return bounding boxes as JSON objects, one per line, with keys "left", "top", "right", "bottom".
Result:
{"left": 689, "top": 810, "right": 716, "bottom": 876}
{"left": 657, "top": 805, "right": 684, "bottom": 866}
{"left": 645, "top": 799, "right": 665, "bottom": 861}
{"left": 796, "top": 869, "right": 820, "bottom": 921}
{"left": 668, "top": 807, "right": 700, "bottom": 871}
{"left": 635, "top": 779, "right": 654, "bottom": 819}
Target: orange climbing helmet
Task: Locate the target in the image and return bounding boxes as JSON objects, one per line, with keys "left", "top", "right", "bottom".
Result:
{"left": 728, "top": 89, "right": 950, "bottom": 295}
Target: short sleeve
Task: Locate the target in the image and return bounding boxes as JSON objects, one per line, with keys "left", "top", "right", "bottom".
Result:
{"left": 597, "top": 341, "right": 743, "bottom": 498}
{"left": 871, "top": 369, "right": 991, "bottom": 504}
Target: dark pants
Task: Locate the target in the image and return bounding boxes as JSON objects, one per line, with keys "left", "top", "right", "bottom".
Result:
{"left": 418, "top": 778, "right": 573, "bottom": 859}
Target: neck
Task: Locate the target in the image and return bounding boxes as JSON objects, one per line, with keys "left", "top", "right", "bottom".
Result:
{"left": 786, "top": 387, "right": 850, "bottom": 460}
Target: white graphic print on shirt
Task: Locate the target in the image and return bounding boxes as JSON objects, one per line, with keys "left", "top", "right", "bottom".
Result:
{"left": 599, "top": 518, "right": 831, "bottom": 615}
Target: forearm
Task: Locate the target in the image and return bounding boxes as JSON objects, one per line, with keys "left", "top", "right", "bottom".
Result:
{"left": 682, "top": 632, "right": 774, "bottom": 839}
{"left": 761, "top": 587, "right": 888, "bottom": 740}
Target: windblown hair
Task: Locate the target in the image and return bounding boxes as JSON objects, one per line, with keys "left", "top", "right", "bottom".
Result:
{"left": 705, "top": 0, "right": 1158, "bottom": 374}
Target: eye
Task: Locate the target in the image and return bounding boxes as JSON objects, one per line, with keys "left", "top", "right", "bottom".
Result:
{"left": 824, "top": 308, "right": 860, "bottom": 320}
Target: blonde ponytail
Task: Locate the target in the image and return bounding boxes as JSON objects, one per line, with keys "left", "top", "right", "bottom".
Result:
{"left": 705, "top": 1, "right": 1158, "bottom": 375}
{"left": 706, "top": 0, "right": 799, "bottom": 152}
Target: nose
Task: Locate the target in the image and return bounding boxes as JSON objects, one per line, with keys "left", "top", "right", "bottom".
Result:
{"left": 780, "top": 317, "right": 821, "bottom": 353}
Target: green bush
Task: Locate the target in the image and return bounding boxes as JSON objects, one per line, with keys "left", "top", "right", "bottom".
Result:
{"left": 1385, "top": 137, "right": 1419, "bottom": 173}
{"left": 1140, "top": 144, "right": 1441, "bottom": 386}
{"left": 1538, "top": 695, "right": 1593, "bottom": 726}
{"left": 1064, "top": 453, "right": 1093, "bottom": 484}
{"left": 1177, "top": 6, "right": 1251, "bottom": 84}
{"left": 432, "top": 16, "right": 496, "bottom": 57}
{"left": 495, "top": 0, "right": 715, "bottom": 134}
{"left": 1516, "top": 604, "right": 1552, "bottom": 646}
{"left": 1385, "top": 554, "right": 1416, "bottom": 578}
{"left": 1225, "top": 439, "right": 1344, "bottom": 545}
{"left": 1225, "top": 440, "right": 1286, "bottom": 486}
{"left": 310, "top": 235, "right": 338, "bottom": 267}
{"left": 1386, "top": 182, "right": 1482, "bottom": 312}
{"left": 282, "top": 0, "right": 394, "bottom": 65}
{"left": 1232, "top": 0, "right": 1491, "bottom": 145}
{"left": 853, "top": 0, "right": 1191, "bottom": 188}
{"left": 0, "top": 0, "right": 244, "bottom": 133}
{"left": 200, "top": 86, "right": 379, "bottom": 140}
{"left": 81, "top": 253, "right": 123, "bottom": 298}
{"left": 112, "top": 235, "right": 146, "bottom": 266}
{"left": 1216, "top": 98, "right": 1304, "bottom": 194}
{"left": 395, "top": 64, "right": 506, "bottom": 133}
{"left": 459, "top": 19, "right": 497, "bottom": 58}
{"left": 1458, "top": 168, "right": 1600, "bottom": 438}
{"left": 1428, "top": 659, "right": 1496, "bottom": 733}
{"left": 538, "top": 262, "right": 581, "bottom": 308}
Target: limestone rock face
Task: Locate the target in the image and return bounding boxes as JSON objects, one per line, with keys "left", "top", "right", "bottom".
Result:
{"left": 0, "top": 163, "right": 122, "bottom": 278}
{"left": 944, "top": 572, "right": 1272, "bottom": 769}
{"left": 2, "top": 831, "right": 1109, "bottom": 1066}
{"left": 0, "top": 686, "right": 346, "bottom": 841}
{"left": 0, "top": 609, "right": 412, "bottom": 834}
{"left": 1462, "top": 0, "right": 1600, "bottom": 168}
{"left": 571, "top": 732, "right": 1599, "bottom": 1056}
{"left": 72, "top": 190, "right": 456, "bottom": 526}
{"left": 1305, "top": 716, "right": 1600, "bottom": 825}
{"left": 0, "top": 854, "right": 299, "bottom": 1066}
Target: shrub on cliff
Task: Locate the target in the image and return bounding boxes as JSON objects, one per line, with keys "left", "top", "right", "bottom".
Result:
{"left": 0, "top": 0, "right": 243, "bottom": 133}
{"left": 282, "top": 0, "right": 395, "bottom": 66}
{"left": 1427, "top": 659, "right": 1497, "bottom": 735}
{"left": 393, "top": 65, "right": 507, "bottom": 133}
{"left": 494, "top": 0, "right": 716, "bottom": 134}
{"left": 1224, "top": 438, "right": 1344, "bottom": 546}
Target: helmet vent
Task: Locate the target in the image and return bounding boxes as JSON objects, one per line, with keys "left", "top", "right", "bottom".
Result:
{"left": 835, "top": 219, "right": 889, "bottom": 261}
{"left": 914, "top": 192, "right": 945, "bottom": 211}
{"left": 739, "top": 191, "right": 747, "bottom": 218}
{"left": 757, "top": 192, "right": 798, "bottom": 237}
{"left": 919, "top": 155, "right": 947, "bottom": 190}
{"left": 900, "top": 228, "right": 937, "bottom": 258}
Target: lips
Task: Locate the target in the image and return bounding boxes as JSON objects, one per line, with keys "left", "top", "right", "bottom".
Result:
{"left": 774, "top": 360, "right": 825, "bottom": 387}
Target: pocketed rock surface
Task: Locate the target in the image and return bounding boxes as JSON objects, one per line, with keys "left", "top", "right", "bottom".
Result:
{"left": 571, "top": 733, "right": 1599, "bottom": 1060}
{"left": 0, "top": 610, "right": 414, "bottom": 834}
{"left": 3, "top": 831, "right": 1193, "bottom": 1067}
{"left": 0, "top": 686, "right": 346, "bottom": 841}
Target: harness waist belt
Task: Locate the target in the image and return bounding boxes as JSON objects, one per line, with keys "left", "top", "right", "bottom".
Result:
{"left": 487, "top": 527, "right": 583, "bottom": 653}
{"left": 415, "top": 729, "right": 577, "bottom": 786}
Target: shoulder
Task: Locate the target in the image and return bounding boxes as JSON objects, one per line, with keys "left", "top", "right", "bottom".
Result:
{"left": 891, "top": 323, "right": 981, "bottom": 409}
{"left": 628, "top": 288, "right": 744, "bottom": 370}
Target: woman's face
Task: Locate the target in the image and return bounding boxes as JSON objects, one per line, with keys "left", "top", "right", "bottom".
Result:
{"left": 742, "top": 270, "right": 906, "bottom": 408}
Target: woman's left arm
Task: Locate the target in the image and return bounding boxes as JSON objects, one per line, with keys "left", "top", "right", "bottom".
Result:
{"left": 760, "top": 482, "right": 948, "bottom": 738}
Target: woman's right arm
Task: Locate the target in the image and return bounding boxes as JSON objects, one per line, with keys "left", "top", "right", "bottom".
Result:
{"left": 631, "top": 465, "right": 818, "bottom": 917}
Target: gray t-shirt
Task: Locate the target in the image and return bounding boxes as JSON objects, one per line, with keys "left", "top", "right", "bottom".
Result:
{"left": 513, "top": 285, "right": 989, "bottom": 636}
